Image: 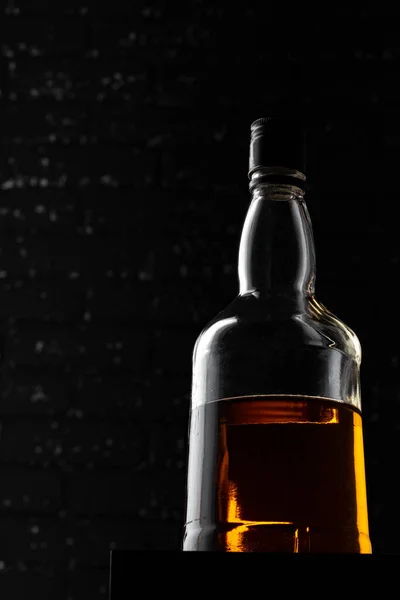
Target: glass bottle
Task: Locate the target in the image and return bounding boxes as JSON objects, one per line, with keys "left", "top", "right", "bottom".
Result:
{"left": 183, "top": 117, "right": 371, "bottom": 553}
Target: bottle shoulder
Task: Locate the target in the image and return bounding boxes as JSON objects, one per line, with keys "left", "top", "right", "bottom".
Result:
{"left": 304, "top": 296, "right": 362, "bottom": 365}
{"left": 194, "top": 293, "right": 361, "bottom": 365}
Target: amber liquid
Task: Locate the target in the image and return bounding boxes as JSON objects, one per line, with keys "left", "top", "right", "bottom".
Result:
{"left": 183, "top": 395, "right": 371, "bottom": 552}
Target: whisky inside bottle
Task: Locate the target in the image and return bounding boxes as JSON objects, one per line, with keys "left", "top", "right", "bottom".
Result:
{"left": 184, "top": 394, "right": 371, "bottom": 552}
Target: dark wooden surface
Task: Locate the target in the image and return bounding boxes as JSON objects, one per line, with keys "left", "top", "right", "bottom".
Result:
{"left": 109, "top": 550, "right": 400, "bottom": 599}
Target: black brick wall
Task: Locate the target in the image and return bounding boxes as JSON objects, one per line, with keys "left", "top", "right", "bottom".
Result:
{"left": 0, "top": 1, "right": 399, "bottom": 597}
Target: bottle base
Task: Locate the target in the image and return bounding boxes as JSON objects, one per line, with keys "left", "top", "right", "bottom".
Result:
{"left": 183, "top": 523, "right": 372, "bottom": 553}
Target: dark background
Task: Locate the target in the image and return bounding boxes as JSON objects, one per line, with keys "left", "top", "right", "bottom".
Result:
{"left": 0, "top": 0, "right": 399, "bottom": 597}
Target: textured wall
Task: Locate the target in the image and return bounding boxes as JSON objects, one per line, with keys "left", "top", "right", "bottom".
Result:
{"left": 0, "top": 1, "right": 399, "bottom": 598}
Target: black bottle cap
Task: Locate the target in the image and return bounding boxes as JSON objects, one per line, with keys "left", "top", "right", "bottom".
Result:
{"left": 248, "top": 116, "right": 306, "bottom": 177}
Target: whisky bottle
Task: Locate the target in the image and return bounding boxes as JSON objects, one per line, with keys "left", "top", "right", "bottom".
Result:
{"left": 183, "top": 117, "right": 372, "bottom": 553}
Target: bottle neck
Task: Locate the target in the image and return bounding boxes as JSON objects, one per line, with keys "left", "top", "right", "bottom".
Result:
{"left": 238, "top": 176, "right": 316, "bottom": 301}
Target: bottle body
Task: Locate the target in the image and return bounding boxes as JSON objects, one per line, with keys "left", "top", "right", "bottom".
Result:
{"left": 183, "top": 294, "right": 371, "bottom": 552}
{"left": 183, "top": 120, "right": 371, "bottom": 552}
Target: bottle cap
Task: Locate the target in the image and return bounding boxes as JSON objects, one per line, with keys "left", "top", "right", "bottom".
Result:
{"left": 248, "top": 116, "right": 306, "bottom": 177}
